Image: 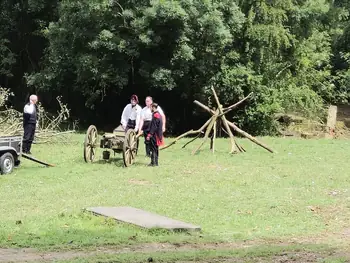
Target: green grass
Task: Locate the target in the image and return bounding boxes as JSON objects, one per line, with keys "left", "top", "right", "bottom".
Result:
{"left": 1, "top": 134, "right": 350, "bottom": 250}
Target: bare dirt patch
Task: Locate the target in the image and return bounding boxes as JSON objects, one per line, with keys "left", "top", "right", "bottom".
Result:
{"left": 164, "top": 251, "right": 346, "bottom": 263}
{"left": 0, "top": 240, "right": 348, "bottom": 263}
{"left": 1, "top": 228, "right": 350, "bottom": 263}
{"left": 0, "top": 242, "right": 257, "bottom": 263}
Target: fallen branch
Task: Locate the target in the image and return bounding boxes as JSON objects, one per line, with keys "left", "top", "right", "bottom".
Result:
{"left": 0, "top": 88, "right": 76, "bottom": 142}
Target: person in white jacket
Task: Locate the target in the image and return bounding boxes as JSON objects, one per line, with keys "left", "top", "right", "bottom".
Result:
{"left": 22, "top": 94, "right": 38, "bottom": 154}
{"left": 138, "top": 96, "right": 166, "bottom": 157}
{"left": 120, "top": 94, "right": 142, "bottom": 132}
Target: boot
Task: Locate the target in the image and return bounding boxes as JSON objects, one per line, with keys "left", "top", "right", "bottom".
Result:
{"left": 154, "top": 152, "right": 159, "bottom": 166}
{"left": 154, "top": 148, "right": 159, "bottom": 166}
{"left": 148, "top": 152, "right": 156, "bottom": 166}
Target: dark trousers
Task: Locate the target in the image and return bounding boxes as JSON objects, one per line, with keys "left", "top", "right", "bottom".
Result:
{"left": 126, "top": 119, "right": 136, "bottom": 131}
{"left": 142, "top": 121, "right": 151, "bottom": 157}
{"left": 150, "top": 137, "right": 159, "bottom": 165}
{"left": 22, "top": 123, "right": 36, "bottom": 153}
{"left": 144, "top": 131, "right": 151, "bottom": 157}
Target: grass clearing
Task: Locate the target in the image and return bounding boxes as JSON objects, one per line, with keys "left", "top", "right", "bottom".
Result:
{"left": 1, "top": 134, "right": 350, "bottom": 259}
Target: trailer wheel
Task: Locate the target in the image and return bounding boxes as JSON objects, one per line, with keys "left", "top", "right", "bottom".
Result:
{"left": 0, "top": 153, "right": 14, "bottom": 175}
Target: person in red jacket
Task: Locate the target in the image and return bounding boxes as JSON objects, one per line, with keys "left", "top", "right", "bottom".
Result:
{"left": 146, "top": 103, "right": 164, "bottom": 166}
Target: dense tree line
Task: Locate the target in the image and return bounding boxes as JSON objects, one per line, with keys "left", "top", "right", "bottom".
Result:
{"left": 1, "top": 0, "right": 350, "bottom": 135}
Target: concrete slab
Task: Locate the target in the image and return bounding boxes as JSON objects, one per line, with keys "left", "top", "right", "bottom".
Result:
{"left": 86, "top": 206, "right": 201, "bottom": 231}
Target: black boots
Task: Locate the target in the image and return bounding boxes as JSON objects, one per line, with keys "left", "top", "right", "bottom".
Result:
{"left": 148, "top": 153, "right": 158, "bottom": 166}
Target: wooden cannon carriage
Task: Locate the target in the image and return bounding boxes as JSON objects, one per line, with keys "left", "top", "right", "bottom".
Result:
{"left": 83, "top": 125, "right": 140, "bottom": 167}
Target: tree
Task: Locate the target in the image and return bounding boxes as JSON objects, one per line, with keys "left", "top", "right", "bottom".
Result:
{"left": 0, "top": 0, "right": 58, "bottom": 106}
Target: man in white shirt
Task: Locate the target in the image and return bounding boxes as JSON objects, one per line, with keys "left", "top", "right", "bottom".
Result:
{"left": 120, "top": 94, "right": 142, "bottom": 132}
{"left": 138, "top": 96, "right": 166, "bottom": 157}
{"left": 22, "top": 94, "right": 38, "bottom": 154}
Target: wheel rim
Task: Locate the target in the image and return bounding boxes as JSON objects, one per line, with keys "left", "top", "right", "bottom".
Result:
{"left": 128, "top": 132, "right": 135, "bottom": 163}
{"left": 3, "top": 157, "right": 13, "bottom": 173}
{"left": 123, "top": 130, "right": 137, "bottom": 167}
{"left": 84, "top": 125, "right": 98, "bottom": 163}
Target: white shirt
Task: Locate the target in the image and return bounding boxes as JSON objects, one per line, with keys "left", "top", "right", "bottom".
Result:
{"left": 141, "top": 106, "right": 164, "bottom": 121}
{"left": 121, "top": 104, "right": 142, "bottom": 130}
{"left": 24, "top": 103, "right": 35, "bottom": 114}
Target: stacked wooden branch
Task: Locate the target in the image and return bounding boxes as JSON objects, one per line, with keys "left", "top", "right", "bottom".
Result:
{"left": 161, "top": 87, "right": 273, "bottom": 154}
{"left": 0, "top": 88, "right": 76, "bottom": 143}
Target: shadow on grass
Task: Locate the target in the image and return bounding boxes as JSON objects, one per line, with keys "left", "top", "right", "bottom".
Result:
{"left": 93, "top": 158, "right": 150, "bottom": 168}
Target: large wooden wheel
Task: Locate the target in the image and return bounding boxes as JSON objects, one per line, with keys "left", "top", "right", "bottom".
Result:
{"left": 123, "top": 129, "right": 138, "bottom": 167}
{"left": 84, "top": 125, "right": 98, "bottom": 163}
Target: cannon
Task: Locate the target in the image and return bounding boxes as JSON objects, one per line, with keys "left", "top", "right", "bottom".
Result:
{"left": 83, "top": 125, "right": 141, "bottom": 167}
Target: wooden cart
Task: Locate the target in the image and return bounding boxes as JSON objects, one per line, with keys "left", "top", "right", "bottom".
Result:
{"left": 83, "top": 125, "right": 140, "bottom": 167}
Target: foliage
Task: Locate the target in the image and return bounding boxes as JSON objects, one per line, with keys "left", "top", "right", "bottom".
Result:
{"left": 1, "top": 0, "right": 350, "bottom": 135}
{"left": 0, "top": 0, "right": 58, "bottom": 100}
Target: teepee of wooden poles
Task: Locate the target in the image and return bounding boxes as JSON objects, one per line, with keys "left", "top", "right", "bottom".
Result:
{"left": 160, "top": 87, "right": 274, "bottom": 154}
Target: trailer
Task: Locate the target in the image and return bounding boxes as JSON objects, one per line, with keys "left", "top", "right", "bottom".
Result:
{"left": 0, "top": 135, "right": 22, "bottom": 174}
{"left": 0, "top": 135, "right": 54, "bottom": 175}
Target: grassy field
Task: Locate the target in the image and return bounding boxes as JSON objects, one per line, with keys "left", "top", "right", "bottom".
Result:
{"left": 1, "top": 134, "right": 350, "bottom": 262}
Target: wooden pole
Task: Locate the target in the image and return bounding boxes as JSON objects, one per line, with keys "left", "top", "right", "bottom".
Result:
{"left": 183, "top": 132, "right": 204, "bottom": 148}
{"left": 221, "top": 127, "right": 246, "bottom": 152}
{"left": 226, "top": 120, "right": 274, "bottom": 153}
{"left": 163, "top": 88, "right": 273, "bottom": 154}
{"left": 192, "top": 110, "right": 219, "bottom": 155}
{"left": 212, "top": 120, "right": 217, "bottom": 153}
{"left": 160, "top": 117, "right": 213, "bottom": 150}
{"left": 194, "top": 100, "right": 215, "bottom": 115}
{"left": 211, "top": 87, "right": 239, "bottom": 153}
{"left": 195, "top": 95, "right": 273, "bottom": 153}
{"left": 325, "top": 105, "right": 337, "bottom": 139}
{"left": 219, "top": 92, "right": 253, "bottom": 116}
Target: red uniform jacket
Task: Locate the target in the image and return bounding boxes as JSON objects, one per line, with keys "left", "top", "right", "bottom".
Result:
{"left": 147, "top": 111, "right": 164, "bottom": 146}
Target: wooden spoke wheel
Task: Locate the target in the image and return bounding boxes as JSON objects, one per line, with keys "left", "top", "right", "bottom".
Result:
{"left": 123, "top": 129, "right": 138, "bottom": 167}
{"left": 84, "top": 125, "right": 98, "bottom": 163}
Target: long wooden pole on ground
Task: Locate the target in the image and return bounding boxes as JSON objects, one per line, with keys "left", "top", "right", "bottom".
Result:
{"left": 160, "top": 117, "right": 213, "bottom": 150}
{"left": 220, "top": 127, "right": 246, "bottom": 152}
{"left": 226, "top": 121, "right": 274, "bottom": 153}
{"left": 183, "top": 132, "right": 203, "bottom": 148}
